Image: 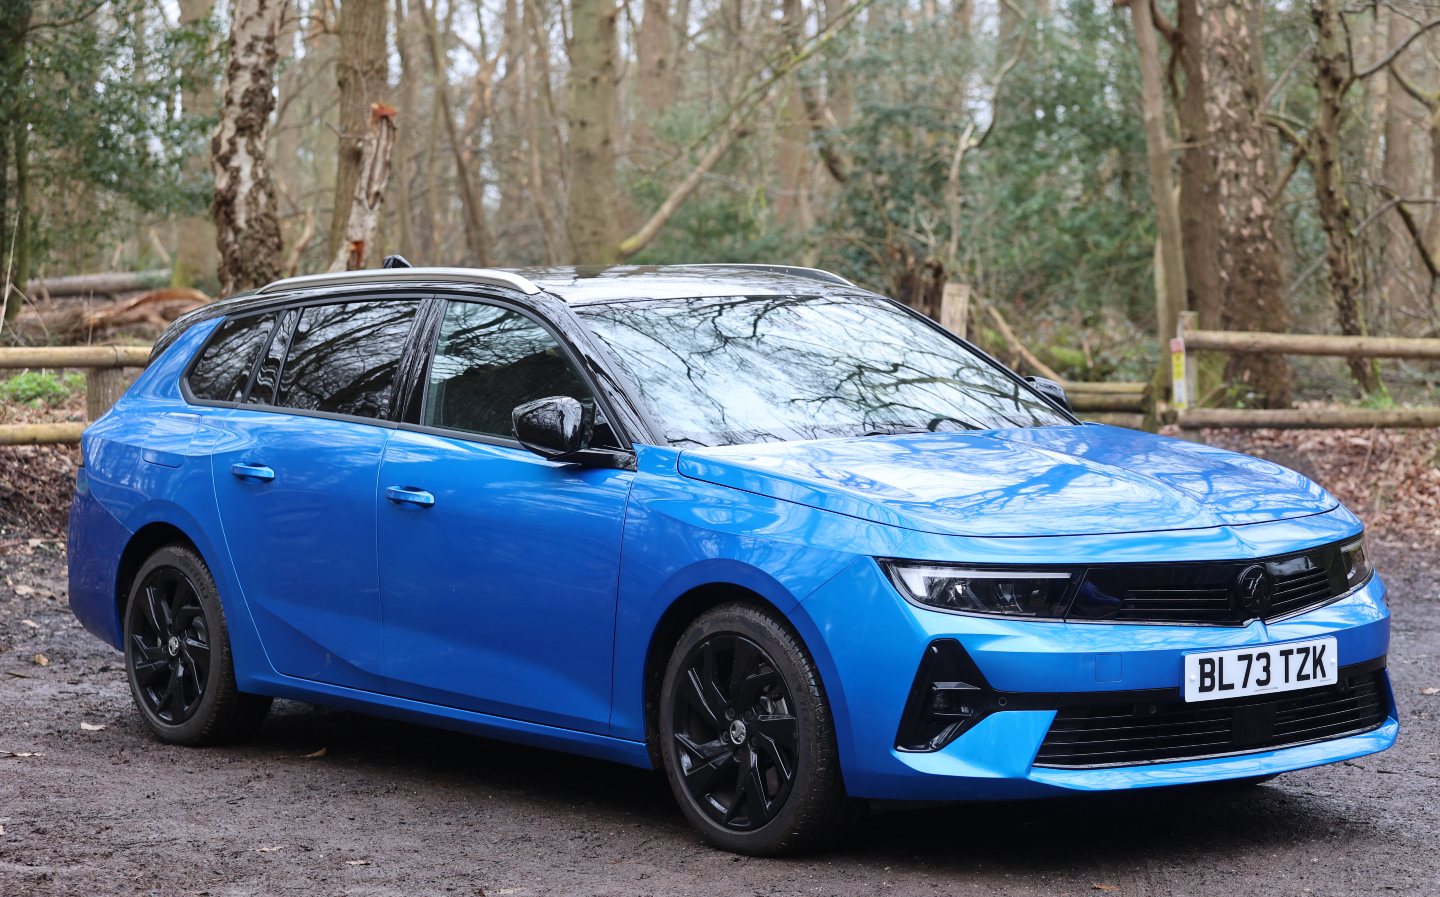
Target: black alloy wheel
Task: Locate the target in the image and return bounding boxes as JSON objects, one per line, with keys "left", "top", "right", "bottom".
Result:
{"left": 124, "top": 545, "right": 272, "bottom": 745}
{"left": 660, "top": 603, "right": 861, "bottom": 855}
{"left": 670, "top": 634, "right": 800, "bottom": 830}
{"left": 129, "top": 565, "right": 211, "bottom": 724}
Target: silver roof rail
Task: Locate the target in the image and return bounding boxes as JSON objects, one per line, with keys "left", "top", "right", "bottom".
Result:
{"left": 257, "top": 267, "right": 542, "bottom": 296}
{"left": 679, "top": 264, "right": 856, "bottom": 288}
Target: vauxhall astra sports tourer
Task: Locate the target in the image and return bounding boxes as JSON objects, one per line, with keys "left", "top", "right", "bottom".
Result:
{"left": 68, "top": 264, "right": 1395, "bottom": 854}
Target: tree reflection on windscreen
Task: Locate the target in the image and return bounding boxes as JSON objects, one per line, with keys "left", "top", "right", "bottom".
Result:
{"left": 575, "top": 294, "right": 1070, "bottom": 447}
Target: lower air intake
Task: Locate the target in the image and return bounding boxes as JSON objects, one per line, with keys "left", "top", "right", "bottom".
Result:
{"left": 1033, "top": 664, "right": 1388, "bottom": 768}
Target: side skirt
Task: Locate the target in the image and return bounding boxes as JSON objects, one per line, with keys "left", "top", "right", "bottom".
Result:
{"left": 242, "top": 672, "right": 655, "bottom": 769}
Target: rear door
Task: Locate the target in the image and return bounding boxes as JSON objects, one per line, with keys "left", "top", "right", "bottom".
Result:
{"left": 209, "top": 293, "right": 426, "bottom": 692}
{"left": 377, "top": 297, "right": 634, "bottom": 734}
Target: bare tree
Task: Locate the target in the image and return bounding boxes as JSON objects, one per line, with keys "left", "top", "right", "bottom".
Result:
{"left": 1124, "top": 0, "right": 1185, "bottom": 356}
{"left": 1201, "top": 0, "right": 1290, "bottom": 407}
{"left": 171, "top": 0, "right": 217, "bottom": 292}
{"left": 327, "top": 0, "right": 390, "bottom": 262}
{"left": 567, "top": 0, "right": 621, "bottom": 263}
{"left": 213, "top": 0, "right": 288, "bottom": 296}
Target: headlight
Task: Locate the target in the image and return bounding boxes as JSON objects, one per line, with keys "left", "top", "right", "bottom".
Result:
{"left": 882, "top": 561, "right": 1076, "bottom": 618}
{"left": 1339, "top": 537, "right": 1372, "bottom": 588}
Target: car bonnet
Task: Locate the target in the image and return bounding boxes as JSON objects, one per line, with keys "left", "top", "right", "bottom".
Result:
{"left": 675, "top": 425, "right": 1338, "bottom": 537}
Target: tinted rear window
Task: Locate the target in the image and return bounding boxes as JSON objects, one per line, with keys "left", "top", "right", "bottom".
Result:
{"left": 188, "top": 313, "right": 276, "bottom": 402}
{"left": 274, "top": 300, "right": 420, "bottom": 419}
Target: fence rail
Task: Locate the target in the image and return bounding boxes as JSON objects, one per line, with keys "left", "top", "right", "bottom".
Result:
{"left": 1174, "top": 312, "right": 1440, "bottom": 430}
{"left": 0, "top": 345, "right": 151, "bottom": 445}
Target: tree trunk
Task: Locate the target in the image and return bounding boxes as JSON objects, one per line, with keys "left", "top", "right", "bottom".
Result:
{"left": 326, "top": 105, "right": 398, "bottom": 271}
{"left": 524, "top": 0, "right": 561, "bottom": 261}
{"left": 392, "top": 0, "right": 419, "bottom": 262}
{"left": 1127, "top": 0, "right": 1186, "bottom": 357}
{"left": 633, "top": 0, "right": 671, "bottom": 147}
{"left": 10, "top": 114, "right": 29, "bottom": 324}
{"left": 213, "top": 0, "right": 287, "bottom": 297}
{"left": 566, "top": 0, "right": 620, "bottom": 263}
{"left": 493, "top": 0, "right": 527, "bottom": 255}
{"left": 1201, "top": 0, "right": 1291, "bottom": 407}
{"left": 420, "top": 0, "right": 492, "bottom": 265}
{"left": 1382, "top": 7, "right": 1418, "bottom": 294}
{"left": 776, "top": 0, "right": 811, "bottom": 225}
{"left": 171, "top": 0, "right": 218, "bottom": 292}
{"left": 1167, "top": 0, "right": 1223, "bottom": 332}
{"left": 1311, "top": 0, "right": 1383, "bottom": 394}
{"left": 327, "top": 0, "right": 390, "bottom": 263}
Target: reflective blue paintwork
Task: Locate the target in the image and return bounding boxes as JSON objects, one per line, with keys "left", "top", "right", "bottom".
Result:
{"left": 68, "top": 294, "right": 1394, "bottom": 801}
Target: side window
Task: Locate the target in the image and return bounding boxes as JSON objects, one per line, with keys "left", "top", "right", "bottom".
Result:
{"left": 274, "top": 300, "right": 420, "bottom": 419}
{"left": 188, "top": 312, "right": 276, "bottom": 402}
{"left": 246, "top": 308, "right": 299, "bottom": 406}
{"left": 424, "top": 301, "right": 596, "bottom": 440}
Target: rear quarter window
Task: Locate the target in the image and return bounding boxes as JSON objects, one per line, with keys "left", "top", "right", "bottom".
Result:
{"left": 187, "top": 313, "right": 277, "bottom": 402}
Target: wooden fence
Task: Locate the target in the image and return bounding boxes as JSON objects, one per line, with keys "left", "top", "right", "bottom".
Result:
{"left": 0, "top": 346, "right": 150, "bottom": 446}
{"left": 1173, "top": 311, "right": 1440, "bottom": 429}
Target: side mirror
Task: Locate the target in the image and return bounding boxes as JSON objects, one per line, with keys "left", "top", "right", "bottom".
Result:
{"left": 1024, "top": 376, "right": 1072, "bottom": 413}
{"left": 512, "top": 396, "right": 594, "bottom": 459}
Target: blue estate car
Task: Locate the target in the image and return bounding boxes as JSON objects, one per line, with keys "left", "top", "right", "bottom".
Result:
{"left": 68, "top": 264, "right": 1395, "bottom": 855}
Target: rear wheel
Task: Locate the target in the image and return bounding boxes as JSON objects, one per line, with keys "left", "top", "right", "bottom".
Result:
{"left": 124, "top": 545, "right": 271, "bottom": 745}
{"left": 659, "top": 603, "right": 861, "bottom": 855}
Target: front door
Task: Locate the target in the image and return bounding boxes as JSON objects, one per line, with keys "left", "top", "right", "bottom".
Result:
{"left": 211, "top": 296, "right": 424, "bottom": 692}
{"left": 378, "top": 299, "right": 634, "bottom": 734}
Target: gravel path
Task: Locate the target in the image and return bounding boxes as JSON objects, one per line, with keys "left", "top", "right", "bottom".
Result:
{"left": 1, "top": 536, "right": 1437, "bottom": 896}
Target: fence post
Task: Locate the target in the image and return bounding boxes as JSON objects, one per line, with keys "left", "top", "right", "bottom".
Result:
{"left": 941, "top": 283, "right": 970, "bottom": 339}
{"left": 1177, "top": 311, "right": 1202, "bottom": 443}
{"left": 86, "top": 367, "right": 126, "bottom": 421}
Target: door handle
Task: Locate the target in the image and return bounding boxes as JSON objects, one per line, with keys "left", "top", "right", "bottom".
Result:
{"left": 231, "top": 463, "right": 275, "bottom": 482}
{"left": 385, "top": 486, "right": 435, "bottom": 508}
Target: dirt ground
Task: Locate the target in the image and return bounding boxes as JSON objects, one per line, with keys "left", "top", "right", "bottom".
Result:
{"left": 0, "top": 503, "right": 1437, "bottom": 894}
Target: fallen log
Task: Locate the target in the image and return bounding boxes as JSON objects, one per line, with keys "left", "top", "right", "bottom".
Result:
{"left": 1068, "top": 393, "right": 1146, "bottom": 412}
{"left": 24, "top": 270, "right": 171, "bottom": 299}
{"left": 1178, "top": 407, "right": 1440, "bottom": 429}
{"left": 1182, "top": 329, "right": 1440, "bottom": 360}
{"left": 0, "top": 422, "right": 85, "bottom": 445}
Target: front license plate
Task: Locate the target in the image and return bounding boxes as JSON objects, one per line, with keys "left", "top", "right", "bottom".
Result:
{"left": 1183, "top": 637, "right": 1338, "bottom": 702}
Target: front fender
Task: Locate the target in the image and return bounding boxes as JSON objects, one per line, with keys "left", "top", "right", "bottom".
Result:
{"left": 609, "top": 445, "right": 910, "bottom": 744}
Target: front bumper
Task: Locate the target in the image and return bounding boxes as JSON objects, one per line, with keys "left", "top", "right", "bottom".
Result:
{"left": 795, "top": 554, "right": 1395, "bottom": 801}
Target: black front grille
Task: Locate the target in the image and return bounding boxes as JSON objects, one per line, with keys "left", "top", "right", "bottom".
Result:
{"left": 1268, "top": 566, "right": 1333, "bottom": 618}
{"left": 1033, "top": 663, "right": 1388, "bottom": 768}
{"left": 1065, "top": 537, "right": 1364, "bottom": 626}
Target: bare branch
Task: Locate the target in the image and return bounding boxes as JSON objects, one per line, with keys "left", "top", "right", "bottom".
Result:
{"left": 1263, "top": 35, "right": 1315, "bottom": 108}
{"left": 1353, "top": 14, "right": 1440, "bottom": 80}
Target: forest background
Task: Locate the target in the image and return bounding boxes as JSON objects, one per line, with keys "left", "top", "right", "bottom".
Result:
{"left": 2, "top": 0, "right": 1440, "bottom": 409}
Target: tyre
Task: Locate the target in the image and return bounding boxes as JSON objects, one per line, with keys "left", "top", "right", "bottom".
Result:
{"left": 123, "top": 544, "right": 272, "bottom": 745}
{"left": 659, "top": 602, "right": 862, "bottom": 855}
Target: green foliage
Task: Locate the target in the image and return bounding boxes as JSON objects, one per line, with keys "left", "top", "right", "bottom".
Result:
{"left": 0, "top": 370, "right": 84, "bottom": 404}
{"left": 826, "top": 0, "right": 1154, "bottom": 324}
{"left": 2, "top": 0, "right": 221, "bottom": 281}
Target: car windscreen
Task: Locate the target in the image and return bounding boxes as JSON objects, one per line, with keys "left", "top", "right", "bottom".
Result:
{"left": 573, "top": 293, "right": 1071, "bottom": 447}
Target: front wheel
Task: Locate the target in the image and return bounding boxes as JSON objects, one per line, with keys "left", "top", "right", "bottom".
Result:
{"left": 124, "top": 545, "right": 272, "bottom": 745}
{"left": 659, "top": 603, "right": 862, "bottom": 855}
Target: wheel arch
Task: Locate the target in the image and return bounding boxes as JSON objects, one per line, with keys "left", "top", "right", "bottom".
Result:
{"left": 115, "top": 521, "right": 201, "bottom": 626}
{"left": 640, "top": 581, "right": 804, "bottom": 770}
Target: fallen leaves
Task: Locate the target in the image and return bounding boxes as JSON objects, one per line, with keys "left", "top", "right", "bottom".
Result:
{"left": 1093, "top": 886, "right": 1119, "bottom": 892}
{"left": 80, "top": 722, "right": 105, "bottom": 731}
{"left": 0, "top": 751, "right": 43, "bottom": 758}
{"left": 274, "top": 747, "right": 326, "bottom": 760}
{"left": 254, "top": 846, "right": 285, "bottom": 853}
{"left": 1203, "top": 424, "right": 1440, "bottom": 546}
{"left": 19, "top": 620, "right": 38, "bottom": 629}
{"left": 32, "top": 654, "right": 47, "bottom": 666}
{"left": 346, "top": 860, "right": 371, "bottom": 866}
{"left": 12, "top": 584, "right": 34, "bottom": 596}
{"left": 1422, "top": 688, "right": 1440, "bottom": 696}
